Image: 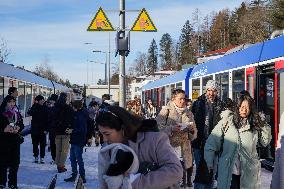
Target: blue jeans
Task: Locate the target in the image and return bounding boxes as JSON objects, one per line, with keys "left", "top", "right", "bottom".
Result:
{"left": 69, "top": 144, "right": 85, "bottom": 177}
{"left": 193, "top": 148, "right": 214, "bottom": 189}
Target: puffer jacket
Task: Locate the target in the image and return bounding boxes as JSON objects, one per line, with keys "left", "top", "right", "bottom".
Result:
{"left": 191, "top": 94, "right": 224, "bottom": 149}
{"left": 156, "top": 101, "right": 197, "bottom": 169}
{"left": 204, "top": 110, "right": 271, "bottom": 189}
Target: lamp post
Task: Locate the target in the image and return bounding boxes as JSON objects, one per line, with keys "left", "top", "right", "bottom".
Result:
{"left": 88, "top": 60, "right": 106, "bottom": 85}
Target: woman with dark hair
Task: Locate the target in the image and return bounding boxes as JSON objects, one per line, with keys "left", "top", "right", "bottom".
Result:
{"left": 0, "top": 96, "right": 24, "bottom": 189}
{"left": 143, "top": 99, "right": 157, "bottom": 119}
{"left": 204, "top": 91, "right": 271, "bottom": 189}
{"left": 96, "top": 106, "right": 183, "bottom": 189}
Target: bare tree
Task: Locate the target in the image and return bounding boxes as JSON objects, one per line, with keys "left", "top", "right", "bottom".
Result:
{"left": 34, "top": 56, "right": 59, "bottom": 82}
{"left": 0, "top": 37, "right": 11, "bottom": 63}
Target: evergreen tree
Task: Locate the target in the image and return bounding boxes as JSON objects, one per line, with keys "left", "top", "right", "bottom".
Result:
{"left": 146, "top": 39, "right": 158, "bottom": 74}
{"left": 159, "top": 33, "right": 174, "bottom": 70}
{"left": 271, "top": 0, "right": 284, "bottom": 30}
{"left": 177, "top": 20, "right": 195, "bottom": 69}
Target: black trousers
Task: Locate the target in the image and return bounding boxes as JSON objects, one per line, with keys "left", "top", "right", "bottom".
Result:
{"left": 230, "top": 174, "right": 240, "bottom": 189}
{"left": 49, "top": 133, "right": 56, "bottom": 161}
{"left": 0, "top": 164, "right": 19, "bottom": 187}
{"left": 31, "top": 133, "right": 46, "bottom": 158}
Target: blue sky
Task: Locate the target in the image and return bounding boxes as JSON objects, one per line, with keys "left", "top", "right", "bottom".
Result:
{"left": 0, "top": 0, "right": 245, "bottom": 85}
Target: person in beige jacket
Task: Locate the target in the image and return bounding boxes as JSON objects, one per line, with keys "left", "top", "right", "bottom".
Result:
{"left": 156, "top": 89, "right": 197, "bottom": 187}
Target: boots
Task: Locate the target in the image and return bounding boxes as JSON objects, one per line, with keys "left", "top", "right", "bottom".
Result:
{"left": 64, "top": 174, "right": 77, "bottom": 182}
{"left": 57, "top": 165, "right": 67, "bottom": 173}
{"left": 186, "top": 167, "right": 193, "bottom": 187}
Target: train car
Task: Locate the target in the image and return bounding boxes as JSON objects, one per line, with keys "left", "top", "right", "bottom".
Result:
{"left": 142, "top": 34, "right": 284, "bottom": 163}
{"left": 0, "top": 63, "right": 70, "bottom": 123}
{"left": 141, "top": 68, "right": 193, "bottom": 108}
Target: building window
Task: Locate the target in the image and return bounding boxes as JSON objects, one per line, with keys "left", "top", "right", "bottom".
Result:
{"left": 216, "top": 72, "right": 229, "bottom": 100}
{"left": 232, "top": 69, "right": 245, "bottom": 101}
{"left": 176, "top": 82, "right": 182, "bottom": 89}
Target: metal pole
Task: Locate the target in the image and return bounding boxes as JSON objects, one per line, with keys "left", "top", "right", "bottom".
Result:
{"left": 108, "top": 32, "right": 111, "bottom": 96}
{"left": 104, "top": 54, "right": 107, "bottom": 86}
{"left": 119, "top": 0, "right": 126, "bottom": 108}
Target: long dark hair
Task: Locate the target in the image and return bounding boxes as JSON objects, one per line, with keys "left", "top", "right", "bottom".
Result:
{"left": 233, "top": 91, "right": 263, "bottom": 131}
{"left": 0, "top": 95, "right": 16, "bottom": 114}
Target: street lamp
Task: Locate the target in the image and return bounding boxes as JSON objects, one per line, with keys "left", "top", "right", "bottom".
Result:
{"left": 88, "top": 60, "right": 105, "bottom": 85}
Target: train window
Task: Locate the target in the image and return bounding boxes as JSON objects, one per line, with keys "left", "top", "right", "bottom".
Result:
{"left": 216, "top": 73, "right": 229, "bottom": 100}
{"left": 165, "top": 85, "right": 171, "bottom": 104}
{"left": 26, "top": 84, "right": 32, "bottom": 116}
{"left": 232, "top": 69, "right": 245, "bottom": 101}
{"left": 0, "top": 77, "right": 3, "bottom": 104}
{"left": 202, "top": 76, "right": 213, "bottom": 93}
{"left": 33, "top": 85, "right": 39, "bottom": 100}
{"left": 192, "top": 78, "right": 200, "bottom": 101}
{"left": 176, "top": 82, "right": 182, "bottom": 89}
{"left": 18, "top": 81, "right": 25, "bottom": 114}
{"left": 161, "top": 87, "right": 165, "bottom": 106}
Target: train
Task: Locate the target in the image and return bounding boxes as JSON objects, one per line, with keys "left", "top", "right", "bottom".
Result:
{"left": 0, "top": 62, "right": 70, "bottom": 123}
{"left": 142, "top": 33, "right": 284, "bottom": 162}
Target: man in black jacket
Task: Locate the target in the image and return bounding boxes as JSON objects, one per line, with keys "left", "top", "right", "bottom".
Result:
{"left": 28, "top": 95, "right": 48, "bottom": 164}
{"left": 192, "top": 80, "right": 224, "bottom": 189}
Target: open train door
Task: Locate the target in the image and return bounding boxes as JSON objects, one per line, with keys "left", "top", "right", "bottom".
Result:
{"left": 275, "top": 60, "right": 284, "bottom": 149}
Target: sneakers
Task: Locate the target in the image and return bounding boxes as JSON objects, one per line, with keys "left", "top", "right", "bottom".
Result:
{"left": 34, "top": 157, "right": 39, "bottom": 163}
{"left": 40, "top": 158, "right": 45, "bottom": 164}
{"left": 64, "top": 174, "right": 77, "bottom": 182}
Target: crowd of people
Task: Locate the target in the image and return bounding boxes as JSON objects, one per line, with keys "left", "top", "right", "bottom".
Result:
{"left": 0, "top": 80, "right": 282, "bottom": 188}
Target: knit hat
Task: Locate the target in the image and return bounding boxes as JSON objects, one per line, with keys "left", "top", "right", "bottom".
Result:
{"left": 205, "top": 80, "right": 219, "bottom": 90}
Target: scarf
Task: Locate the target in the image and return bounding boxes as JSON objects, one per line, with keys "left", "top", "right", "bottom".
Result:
{"left": 173, "top": 102, "right": 186, "bottom": 115}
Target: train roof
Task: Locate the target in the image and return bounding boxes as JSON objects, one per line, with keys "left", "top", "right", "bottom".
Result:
{"left": 0, "top": 63, "right": 68, "bottom": 90}
{"left": 190, "top": 35, "right": 284, "bottom": 78}
{"left": 142, "top": 68, "right": 193, "bottom": 90}
{"left": 142, "top": 35, "right": 284, "bottom": 91}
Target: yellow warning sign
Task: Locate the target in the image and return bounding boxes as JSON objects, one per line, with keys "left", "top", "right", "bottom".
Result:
{"left": 87, "top": 7, "right": 115, "bottom": 31}
{"left": 192, "top": 90, "right": 199, "bottom": 100}
{"left": 131, "top": 8, "right": 157, "bottom": 32}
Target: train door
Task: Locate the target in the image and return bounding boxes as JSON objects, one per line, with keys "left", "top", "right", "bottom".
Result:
{"left": 275, "top": 60, "right": 284, "bottom": 148}
{"left": 246, "top": 67, "right": 256, "bottom": 98}
{"left": 256, "top": 63, "right": 276, "bottom": 160}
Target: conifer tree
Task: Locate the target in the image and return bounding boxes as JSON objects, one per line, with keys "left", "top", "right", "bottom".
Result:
{"left": 146, "top": 39, "right": 158, "bottom": 74}
{"left": 159, "top": 33, "right": 174, "bottom": 70}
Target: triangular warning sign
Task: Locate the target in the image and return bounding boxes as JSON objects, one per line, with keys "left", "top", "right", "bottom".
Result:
{"left": 87, "top": 7, "right": 115, "bottom": 31}
{"left": 131, "top": 8, "right": 157, "bottom": 32}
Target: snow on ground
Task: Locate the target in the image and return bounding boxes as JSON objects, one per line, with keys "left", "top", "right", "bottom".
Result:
{"left": 17, "top": 135, "right": 272, "bottom": 189}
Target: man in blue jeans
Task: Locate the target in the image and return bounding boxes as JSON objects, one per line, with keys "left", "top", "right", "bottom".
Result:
{"left": 64, "top": 99, "right": 90, "bottom": 183}
{"left": 192, "top": 80, "right": 224, "bottom": 189}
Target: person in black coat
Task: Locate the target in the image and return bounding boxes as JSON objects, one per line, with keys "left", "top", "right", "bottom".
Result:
{"left": 0, "top": 95, "right": 24, "bottom": 189}
{"left": 46, "top": 94, "right": 58, "bottom": 163}
{"left": 28, "top": 95, "right": 48, "bottom": 164}
{"left": 54, "top": 92, "right": 74, "bottom": 173}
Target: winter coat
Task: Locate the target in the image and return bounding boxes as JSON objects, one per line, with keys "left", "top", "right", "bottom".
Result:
{"left": 47, "top": 106, "right": 57, "bottom": 135}
{"left": 191, "top": 94, "right": 224, "bottom": 149}
{"left": 271, "top": 112, "right": 284, "bottom": 189}
{"left": 98, "top": 143, "right": 139, "bottom": 189}
{"left": 54, "top": 103, "right": 74, "bottom": 135}
{"left": 128, "top": 131, "right": 183, "bottom": 189}
{"left": 156, "top": 101, "right": 197, "bottom": 169}
{"left": 204, "top": 110, "right": 271, "bottom": 189}
{"left": 28, "top": 103, "right": 48, "bottom": 135}
{"left": 0, "top": 111, "right": 24, "bottom": 166}
{"left": 70, "top": 108, "right": 89, "bottom": 147}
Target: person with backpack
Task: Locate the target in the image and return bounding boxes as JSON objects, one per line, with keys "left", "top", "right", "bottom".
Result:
{"left": 204, "top": 91, "right": 271, "bottom": 189}
{"left": 156, "top": 89, "right": 197, "bottom": 187}
{"left": 96, "top": 106, "right": 183, "bottom": 189}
